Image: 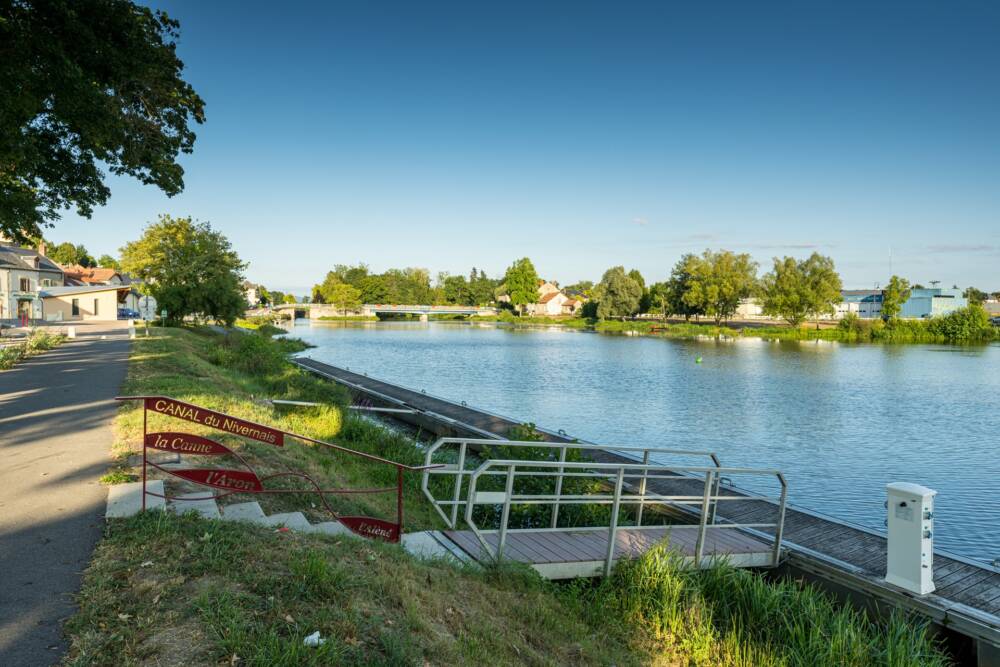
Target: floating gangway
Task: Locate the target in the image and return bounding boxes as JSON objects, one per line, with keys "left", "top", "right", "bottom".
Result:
{"left": 292, "top": 356, "right": 1000, "bottom": 663}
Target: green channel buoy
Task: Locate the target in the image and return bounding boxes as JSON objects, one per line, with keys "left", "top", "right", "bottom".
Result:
{"left": 695, "top": 356, "right": 703, "bottom": 364}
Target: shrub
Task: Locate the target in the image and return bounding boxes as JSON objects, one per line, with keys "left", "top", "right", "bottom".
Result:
{"left": 585, "top": 545, "right": 948, "bottom": 666}
{"left": 926, "top": 304, "right": 994, "bottom": 341}
{"left": 228, "top": 332, "right": 287, "bottom": 375}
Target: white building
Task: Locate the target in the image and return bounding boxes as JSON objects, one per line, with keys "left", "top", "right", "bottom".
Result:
{"left": 0, "top": 243, "right": 65, "bottom": 322}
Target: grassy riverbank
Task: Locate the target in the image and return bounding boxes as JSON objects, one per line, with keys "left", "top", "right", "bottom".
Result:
{"left": 471, "top": 306, "right": 998, "bottom": 344}
{"left": 107, "top": 325, "right": 441, "bottom": 527}
{"left": 70, "top": 325, "right": 952, "bottom": 665}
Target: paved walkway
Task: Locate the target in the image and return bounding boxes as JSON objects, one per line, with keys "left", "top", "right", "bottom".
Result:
{"left": 0, "top": 323, "right": 130, "bottom": 666}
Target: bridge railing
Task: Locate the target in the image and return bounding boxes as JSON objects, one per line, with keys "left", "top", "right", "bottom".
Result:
{"left": 421, "top": 437, "right": 724, "bottom": 530}
{"left": 460, "top": 459, "right": 787, "bottom": 575}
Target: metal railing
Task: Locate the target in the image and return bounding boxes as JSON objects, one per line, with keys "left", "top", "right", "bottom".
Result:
{"left": 460, "top": 459, "right": 787, "bottom": 575}
{"left": 421, "top": 437, "right": 723, "bottom": 530}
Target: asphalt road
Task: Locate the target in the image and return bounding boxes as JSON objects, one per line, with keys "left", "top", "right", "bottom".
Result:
{"left": 0, "top": 324, "right": 130, "bottom": 666}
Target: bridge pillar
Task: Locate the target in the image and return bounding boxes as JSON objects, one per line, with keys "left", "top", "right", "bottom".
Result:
{"left": 419, "top": 313, "right": 429, "bottom": 323}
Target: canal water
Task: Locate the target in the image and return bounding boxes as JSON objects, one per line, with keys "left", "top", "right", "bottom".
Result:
{"left": 290, "top": 320, "right": 1000, "bottom": 563}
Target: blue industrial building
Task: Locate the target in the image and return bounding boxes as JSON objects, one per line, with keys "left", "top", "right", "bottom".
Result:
{"left": 899, "top": 287, "right": 967, "bottom": 318}
{"left": 839, "top": 290, "right": 884, "bottom": 318}
{"left": 839, "top": 287, "right": 967, "bottom": 319}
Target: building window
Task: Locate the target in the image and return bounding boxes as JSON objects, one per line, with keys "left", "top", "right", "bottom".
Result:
{"left": 19, "top": 278, "right": 30, "bottom": 292}
{"left": 72, "top": 299, "right": 79, "bottom": 316}
{"left": 94, "top": 299, "right": 99, "bottom": 316}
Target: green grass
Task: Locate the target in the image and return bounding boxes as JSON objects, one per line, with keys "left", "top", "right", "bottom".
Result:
{"left": 99, "top": 468, "right": 135, "bottom": 485}
{"left": 65, "top": 513, "right": 950, "bottom": 666}
{"left": 578, "top": 545, "right": 949, "bottom": 666}
{"left": 472, "top": 310, "right": 998, "bottom": 345}
{"left": 71, "top": 323, "right": 953, "bottom": 666}
{"left": 65, "top": 511, "right": 635, "bottom": 666}
{"left": 112, "top": 325, "right": 442, "bottom": 528}
{"left": 0, "top": 329, "right": 66, "bottom": 370}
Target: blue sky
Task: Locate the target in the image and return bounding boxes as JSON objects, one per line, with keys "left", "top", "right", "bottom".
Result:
{"left": 55, "top": 1, "right": 1000, "bottom": 294}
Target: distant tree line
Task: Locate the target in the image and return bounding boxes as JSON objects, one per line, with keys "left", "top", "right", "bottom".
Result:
{"left": 306, "top": 251, "right": 997, "bottom": 325}
{"left": 310, "top": 263, "right": 503, "bottom": 311}
{"left": 26, "top": 237, "right": 121, "bottom": 271}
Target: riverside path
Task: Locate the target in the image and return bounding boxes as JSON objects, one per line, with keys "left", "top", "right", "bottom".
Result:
{"left": 0, "top": 323, "right": 130, "bottom": 666}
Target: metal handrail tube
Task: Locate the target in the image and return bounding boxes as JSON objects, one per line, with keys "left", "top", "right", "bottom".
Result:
{"left": 605, "top": 468, "right": 625, "bottom": 576}
{"left": 694, "top": 470, "right": 715, "bottom": 566}
{"left": 550, "top": 445, "right": 568, "bottom": 528}
{"left": 636, "top": 450, "right": 650, "bottom": 526}
{"left": 422, "top": 437, "right": 724, "bottom": 529}
{"left": 479, "top": 460, "right": 783, "bottom": 476}
{"left": 463, "top": 458, "right": 788, "bottom": 569}
{"left": 425, "top": 437, "right": 722, "bottom": 462}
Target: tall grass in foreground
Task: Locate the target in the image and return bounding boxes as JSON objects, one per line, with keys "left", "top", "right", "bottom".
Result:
{"left": 575, "top": 545, "right": 949, "bottom": 666}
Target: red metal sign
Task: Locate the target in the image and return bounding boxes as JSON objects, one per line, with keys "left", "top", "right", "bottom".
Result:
{"left": 116, "top": 395, "right": 441, "bottom": 544}
{"left": 338, "top": 516, "right": 400, "bottom": 542}
{"left": 145, "top": 432, "right": 233, "bottom": 456}
{"left": 144, "top": 397, "right": 284, "bottom": 446}
{"left": 169, "top": 467, "right": 264, "bottom": 493}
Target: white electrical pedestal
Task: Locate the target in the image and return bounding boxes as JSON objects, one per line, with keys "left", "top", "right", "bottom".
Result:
{"left": 885, "top": 482, "right": 936, "bottom": 595}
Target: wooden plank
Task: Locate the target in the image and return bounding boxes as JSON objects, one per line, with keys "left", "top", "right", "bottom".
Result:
{"left": 983, "top": 589, "right": 1000, "bottom": 615}
{"left": 504, "top": 538, "right": 550, "bottom": 564}
{"left": 950, "top": 577, "right": 1000, "bottom": 610}
{"left": 707, "top": 527, "right": 770, "bottom": 554}
{"left": 532, "top": 531, "right": 607, "bottom": 562}
{"left": 499, "top": 534, "right": 554, "bottom": 563}
{"left": 932, "top": 559, "right": 972, "bottom": 580}
{"left": 938, "top": 570, "right": 1000, "bottom": 600}
{"left": 934, "top": 564, "right": 991, "bottom": 590}
{"left": 517, "top": 532, "right": 583, "bottom": 563}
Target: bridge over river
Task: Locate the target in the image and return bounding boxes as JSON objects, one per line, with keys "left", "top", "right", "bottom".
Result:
{"left": 273, "top": 303, "right": 498, "bottom": 321}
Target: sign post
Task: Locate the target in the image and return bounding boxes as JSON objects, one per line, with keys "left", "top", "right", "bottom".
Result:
{"left": 137, "top": 295, "right": 158, "bottom": 336}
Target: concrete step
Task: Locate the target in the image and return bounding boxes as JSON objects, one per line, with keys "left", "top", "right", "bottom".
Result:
{"left": 221, "top": 501, "right": 266, "bottom": 522}
{"left": 402, "top": 530, "right": 473, "bottom": 563}
{"left": 106, "top": 480, "right": 166, "bottom": 518}
{"left": 262, "top": 512, "right": 311, "bottom": 530}
{"left": 302, "top": 520, "right": 352, "bottom": 537}
{"left": 169, "top": 492, "right": 221, "bottom": 520}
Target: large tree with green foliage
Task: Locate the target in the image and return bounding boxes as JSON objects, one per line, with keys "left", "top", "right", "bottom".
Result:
{"left": 593, "top": 266, "right": 643, "bottom": 319}
{"left": 684, "top": 250, "right": 758, "bottom": 324}
{"left": 0, "top": 0, "right": 205, "bottom": 242}
{"left": 647, "top": 281, "right": 670, "bottom": 320}
{"left": 49, "top": 242, "right": 95, "bottom": 267}
{"left": 760, "top": 253, "right": 843, "bottom": 326}
{"left": 882, "top": 275, "right": 911, "bottom": 321}
{"left": 467, "top": 268, "right": 499, "bottom": 306}
{"left": 441, "top": 274, "right": 471, "bottom": 304}
{"left": 627, "top": 268, "right": 652, "bottom": 313}
{"left": 504, "top": 257, "right": 540, "bottom": 315}
{"left": 664, "top": 254, "right": 704, "bottom": 321}
{"left": 120, "top": 215, "right": 245, "bottom": 325}
{"left": 963, "top": 287, "right": 988, "bottom": 305}
{"left": 97, "top": 254, "right": 121, "bottom": 271}
{"left": 324, "top": 283, "right": 362, "bottom": 316}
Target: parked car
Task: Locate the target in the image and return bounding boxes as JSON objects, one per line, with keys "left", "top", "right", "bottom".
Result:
{"left": 118, "top": 308, "right": 140, "bottom": 320}
{"left": 991, "top": 316, "right": 1000, "bottom": 327}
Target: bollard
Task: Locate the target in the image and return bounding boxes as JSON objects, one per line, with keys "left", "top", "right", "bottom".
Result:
{"left": 128, "top": 326, "right": 136, "bottom": 339}
{"left": 67, "top": 326, "right": 76, "bottom": 339}
{"left": 885, "top": 482, "right": 936, "bottom": 595}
